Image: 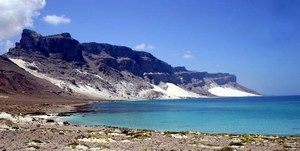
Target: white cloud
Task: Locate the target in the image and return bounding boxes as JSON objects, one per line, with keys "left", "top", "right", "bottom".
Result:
{"left": 182, "top": 51, "right": 195, "bottom": 59}
{"left": 0, "top": 40, "right": 14, "bottom": 54}
{"left": 133, "top": 43, "right": 155, "bottom": 51}
{"left": 43, "top": 15, "right": 71, "bottom": 26}
{"left": 4, "top": 40, "right": 14, "bottom": 52}
{"left": 0, "top": 0, "right": 46, "bottom": 40}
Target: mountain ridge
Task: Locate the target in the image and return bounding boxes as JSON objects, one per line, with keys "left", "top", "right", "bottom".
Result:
{"left": 4, "top": 29, "right": 260, "bottom": 99}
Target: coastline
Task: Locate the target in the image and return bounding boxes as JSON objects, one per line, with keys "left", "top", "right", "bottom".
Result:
{"left": 1, "top": 96, "right": 300, "bottom": 150}
{"left": 1, "top": 112, "right": 300, "bottom": 151}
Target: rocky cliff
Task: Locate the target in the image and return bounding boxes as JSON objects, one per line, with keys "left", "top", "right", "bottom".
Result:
{"left": 5, "top": 29, "right": 259, "bottom": 99}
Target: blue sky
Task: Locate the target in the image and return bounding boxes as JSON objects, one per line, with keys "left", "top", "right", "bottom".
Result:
{"left": 1, "top": 0, "right": 300, "bottom": 95}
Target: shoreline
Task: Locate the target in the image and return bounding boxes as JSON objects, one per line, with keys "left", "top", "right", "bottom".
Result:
{"left": 1, "top": 96, "right": 300, "bottom": 150}
{"left": 70, "top": 98, "right": 300, "bottom": 137}
{"left": 62, "top": 117, "right": 300, "bottom": 137}
{"left": 0, "top": 112, "right": 300, "bottom": 150}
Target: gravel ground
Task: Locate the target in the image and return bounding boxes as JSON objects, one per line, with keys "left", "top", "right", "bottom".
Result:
{"left": 0, "top": 115, "right": 299, "bottom": 151}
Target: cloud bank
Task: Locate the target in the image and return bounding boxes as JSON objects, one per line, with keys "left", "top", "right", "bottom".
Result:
{"left": 0, "top": 0, "right": 46, "bottom": 40}
{"left": 43, "top": 15, "right": 71, "bottom": 26}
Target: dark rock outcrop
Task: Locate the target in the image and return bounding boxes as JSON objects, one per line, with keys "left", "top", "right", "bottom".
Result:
{"left": 16, "top": 29, "right": 85, "bottom": 63}
{"left": 82, "top": 42, "right": 173, "bottom": 77}
{"left": 174, "top": 66, "right": 188, "bottom": 72}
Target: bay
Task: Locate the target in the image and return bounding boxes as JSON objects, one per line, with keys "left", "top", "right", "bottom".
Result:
{"left": 65, "top": 96, "right": 300, "bottom": 135}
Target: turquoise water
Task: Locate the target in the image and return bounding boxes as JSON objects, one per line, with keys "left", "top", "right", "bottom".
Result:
{"left": 66, "top": 96, "right": 300, "bottom": 135}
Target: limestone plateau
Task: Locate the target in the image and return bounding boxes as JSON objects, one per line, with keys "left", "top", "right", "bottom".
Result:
{"left": 2, "top": 29, "right": 259, "bottom": 99}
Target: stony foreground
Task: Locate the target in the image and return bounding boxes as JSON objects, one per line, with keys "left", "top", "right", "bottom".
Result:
{"left": 0, "top": 113, "right": 299, "bottom": 151}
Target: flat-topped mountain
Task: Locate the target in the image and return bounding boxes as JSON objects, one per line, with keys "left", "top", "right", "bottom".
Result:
{"left": 4, "top": 29, "right": 259, "bottom": 99}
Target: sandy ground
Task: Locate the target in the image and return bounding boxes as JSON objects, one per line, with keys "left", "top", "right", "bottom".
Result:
{"left": 0, "top": 94, "right": 99, "bottom": 114}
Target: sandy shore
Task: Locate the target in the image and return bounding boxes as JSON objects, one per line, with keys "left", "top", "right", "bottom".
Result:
{"left": 0, "top": 94, "right": 100, "bottom": 115}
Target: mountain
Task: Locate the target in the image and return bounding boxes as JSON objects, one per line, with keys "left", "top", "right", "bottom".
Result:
{"left": 4, "top": 29, "right": 259, "bottom": 99}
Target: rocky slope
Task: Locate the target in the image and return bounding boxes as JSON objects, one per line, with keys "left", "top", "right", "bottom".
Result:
{"left": 0, "top": 56, "right": 67, "bottom": 96}
{"left": 4, "top": 29, "right": 259, "bottom": 99}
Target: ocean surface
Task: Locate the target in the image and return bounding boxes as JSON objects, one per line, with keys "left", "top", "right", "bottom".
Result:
{"left": 65, "top": 96, "right": 300, "bottom": 135}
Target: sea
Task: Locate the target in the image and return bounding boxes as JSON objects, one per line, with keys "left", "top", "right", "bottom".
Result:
{"left": 65, "top": 96, "right": 300, "bottom": 135}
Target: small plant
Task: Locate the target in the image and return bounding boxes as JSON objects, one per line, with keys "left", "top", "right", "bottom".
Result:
{"left": 50, "top": 128, "right": 58, "bottom": 133}
{"left": 75, "top": 135, "right": 86, "bottom": 140}
{"left": 205, "top": 143, "right": 217, "bottom": 147}
{"left": 104, "top": 130, "right": 112, "bottom": 135}
{"left": 68, "top": 142, "right": 79, "bottom": 149}
{"left": 128, "top": 132, "right": 152, "bottom": 139}
{"left": 219, "top": 147, "right": 234, "bottom": 151}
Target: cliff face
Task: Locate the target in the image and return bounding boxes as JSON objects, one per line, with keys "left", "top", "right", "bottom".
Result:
{"left": 5, "top": 29, "right": 259, "bottom": 99}
{"left": 18, "top": 29, "right": 85, "bottom": 63}
{"left": 81, "top": 42, "right": 174, "bottom": 77}
{"left": 81, "top": 42, "right": 237, "bottom": 85}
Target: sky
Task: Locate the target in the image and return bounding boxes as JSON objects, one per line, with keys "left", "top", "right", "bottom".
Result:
{"left": 0, "top": 0, "right": 299, "bottom": 95}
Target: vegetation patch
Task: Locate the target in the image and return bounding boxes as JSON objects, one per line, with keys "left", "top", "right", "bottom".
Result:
{"left": 104, "top": 129, "right": 112, "bottom": 135}
{"left": 240, "top": 134, "right": 255, "bottom": 144}
{"left": 68, "top": 142, "right": 79, "bottom": 149}
{"left": 75, "top": 135, "right": 87, "bottom": 140}
{"left": 219, "top": 147, "right": 234, "bottom": 151}
{"left": 163, "top": 131, "right": 189, "bottom": 135}
{"left": 128, "top": 131, "right": 152, "bottom": 139}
